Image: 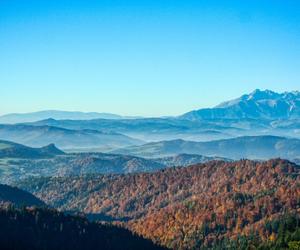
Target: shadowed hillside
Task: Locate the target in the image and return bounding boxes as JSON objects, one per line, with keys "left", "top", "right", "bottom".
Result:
{"left": 0, "top": 206, "right": 165, "bottom": 250}
{"left": 0, "top": 184, "right": 45, "bottom": 207}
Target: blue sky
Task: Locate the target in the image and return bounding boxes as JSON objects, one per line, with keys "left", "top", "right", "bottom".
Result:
{"left": 1, "top": 0, "right": 300, "bottom": 116}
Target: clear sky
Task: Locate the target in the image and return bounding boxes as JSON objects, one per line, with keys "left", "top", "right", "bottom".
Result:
{"left": 1, "top": 0, "right": 300, "bottom": 117}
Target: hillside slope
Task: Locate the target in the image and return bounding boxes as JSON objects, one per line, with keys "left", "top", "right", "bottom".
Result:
{"left": 0, "top": 140, "right": 228, "bottom": 184}
{"left": 18, "top": 159, "right": 300, "bottom": 249}
{"left": 0, "top": 206, "right": 164, "bottom": 250}
{"left": 0, "top": 184, "right": 45, "bottom": 207}
{"left": 154, "top": 154, "right": 230, "bottom": 167}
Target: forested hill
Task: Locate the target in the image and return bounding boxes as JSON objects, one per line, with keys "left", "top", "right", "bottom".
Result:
{"left": 19, "top": 159, "right": 300, "bottom": 249}
{"left": 0, "top": 206, "right": 165, "bottom": 250}
{"left": 0, "top": 184, "right": 45, "bottom": 207}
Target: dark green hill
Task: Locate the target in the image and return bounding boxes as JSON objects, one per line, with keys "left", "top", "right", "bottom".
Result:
{"left": 0, "top": 184, "right": 45, "bottom": 207}
{"left": 0, "top": 206, "right": 165, "bottom": 250}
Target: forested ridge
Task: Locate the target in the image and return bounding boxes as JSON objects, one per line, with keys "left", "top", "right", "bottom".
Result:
{"left": 18, "top": 159, "right": 300, "bottom": 249}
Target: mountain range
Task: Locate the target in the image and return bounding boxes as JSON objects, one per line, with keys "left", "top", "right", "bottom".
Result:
{"left": 113, "top": 135, "right": 300, "bottom": 160}
{"left": 180, "top": 89, "right": 300, "bottom": 120}
{"left": 1, "top": 89, "right": 300, "bottom": 249}
{"left": 0, "top": 124, "right": 142, "bottom": 151}
{"left": 2, "top": 90, "right": 300, "bottom": 124}
{"left": 10, "top": 89, "right": 299, "bottom": 144}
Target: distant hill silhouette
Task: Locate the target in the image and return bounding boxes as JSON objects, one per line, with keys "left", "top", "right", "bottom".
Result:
{"left": 0, "top": 140, "right": 64, "bottom": 159}
{"left": 0, "top": 110, "right": 124, "bottom": 123}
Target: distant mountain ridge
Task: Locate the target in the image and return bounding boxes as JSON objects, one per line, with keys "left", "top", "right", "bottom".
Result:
{"left": 0, "top": 124, "right": 143, "bottom": 151}
{"left": 180, "top": 89, "right": 300, "bottom": 120}
{"left": 2, "top": 90, "right": 300, "bottom": 124}
{"left": 113, "top": 135, "right": 300, "bottom": 160}
{"left": 0, "top": 110, "right": 135, "bottom": 124}
{"left": 11, "top": 89, "right": 300, "bottom": 144}
{"left": 1, "top": 89, "right": 300, "bottom": 150}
